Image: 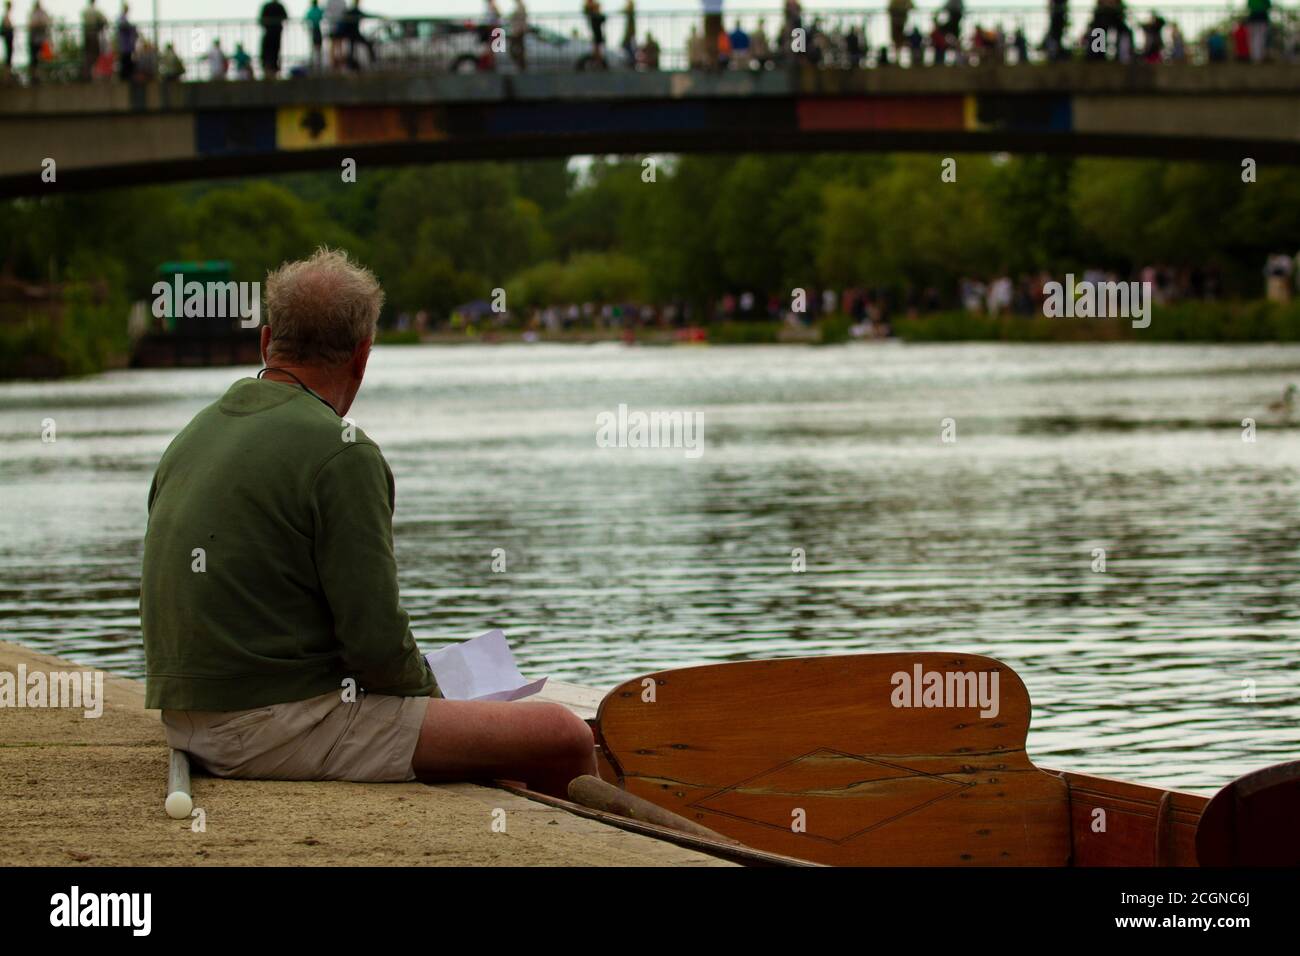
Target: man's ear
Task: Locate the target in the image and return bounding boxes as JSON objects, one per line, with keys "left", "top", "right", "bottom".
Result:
{"left": 352, "top": 337, "right": 372, "bottom": 380}
{"left": 259, "top": 325, "right": 272, "bottom": 365}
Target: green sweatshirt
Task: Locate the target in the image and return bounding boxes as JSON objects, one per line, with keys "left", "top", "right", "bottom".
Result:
{"left": 141, "top": 377, "right": 438, "bottom": 710}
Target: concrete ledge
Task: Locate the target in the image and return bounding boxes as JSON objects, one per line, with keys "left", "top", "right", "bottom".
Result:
{"left": 0, "top": 113, "right": 195, "bottom": 172}
{"left": 800, "top": 61, "right": 1300, "bottom": 96}
{"left": 1074, "top": 93, "right": 1300, "bottom": 142}
{"left": 0, "top": 641, "right": 732, "bottom": 867}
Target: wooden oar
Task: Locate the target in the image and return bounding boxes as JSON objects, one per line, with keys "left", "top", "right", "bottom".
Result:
{"left": 493, "top": 779, "right": 819, "bottom": 866}
{"left": 567, "top": 774, "right": 741, "bottom": 844}
{"left": 165, "top": 749, "right": 193, "bottom": 820}
{"left": 592, "top": 653, "right": 1071, "bottom": 866}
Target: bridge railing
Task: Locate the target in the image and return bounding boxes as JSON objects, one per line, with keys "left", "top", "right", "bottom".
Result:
{"left": 0, "top": 5, "right": 1285, "bottom": 83}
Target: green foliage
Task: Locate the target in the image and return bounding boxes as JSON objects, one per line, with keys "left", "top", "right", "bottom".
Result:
{"left": 507, "top": 252, "right": 648, "bottom": 308}
{"left": 4, "top": 151, "right": 1300, "bottom": 379}
{"left": 635, "top": 156, "right": 729, "bottom": 306}
{"left": 0, "top": 274, "right": 129, "bottom": 379}
{"left": 986, "top": 155, "right": 1076, "bottom": 273}
{"left": 817, "top": 313, "right": 853, "bottom": 345}
{"left": 1145, "top": 301, "right": 1300, "bottom": 342}
{"left": 710, "top": 320, "right": 782, "bottom": 344}
{"left": 181, "top": 181, "right": 361, "bottom": 281}
{"left": 895, "top": 302, "right": 1300, "bottom": 343}
{"left": 711, "top": 156, "right": 789, "bottom": 291}
{"left": 369, "top": 164, "right": 550, "bottom": 311}
{"left": 817, "top": 155, "right": 1008, "bottom": 291}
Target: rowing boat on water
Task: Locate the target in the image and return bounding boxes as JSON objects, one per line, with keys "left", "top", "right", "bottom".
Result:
{"left": 522, "top": 653, "right": 1298, "bottom": 867}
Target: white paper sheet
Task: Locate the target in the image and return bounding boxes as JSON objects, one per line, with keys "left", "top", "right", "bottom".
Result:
{"left": 424, "top": 629, "right": 548, "bottom": 702}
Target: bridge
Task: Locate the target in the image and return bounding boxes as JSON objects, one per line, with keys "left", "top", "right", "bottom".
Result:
{"left": 2, "top": 62, "right": 1298, "bottom": 197}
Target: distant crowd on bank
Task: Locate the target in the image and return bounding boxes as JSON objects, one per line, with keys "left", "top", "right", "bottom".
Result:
{"left": 436, "top": 253, "right": 1300, "bottom": 341}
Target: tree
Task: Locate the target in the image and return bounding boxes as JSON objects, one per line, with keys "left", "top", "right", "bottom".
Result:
{"left": 182, "top": 181, "right": 361, "bottom": 281}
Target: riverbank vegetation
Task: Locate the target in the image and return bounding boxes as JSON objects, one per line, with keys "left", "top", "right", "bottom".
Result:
{"left": 0, "top": 259, "right": 128, "bottom": 378}
{"left": 897, "top": 301, "right": 1300, "bottom": 343}
{"left": 2, "top": 152, "right": 1299, "bottom": 375}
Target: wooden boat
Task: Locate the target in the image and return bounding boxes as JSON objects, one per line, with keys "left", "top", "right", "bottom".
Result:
{"left": 522, "top": 654, "right": 1298, "bottom": 867}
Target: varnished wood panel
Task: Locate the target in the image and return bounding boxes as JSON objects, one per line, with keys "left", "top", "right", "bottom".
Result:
{"left": 1053, "top": 770, "right": 1207, "bottom": 866}
{"left": 596, "top": 654, "right": 1071, "bottom": 866}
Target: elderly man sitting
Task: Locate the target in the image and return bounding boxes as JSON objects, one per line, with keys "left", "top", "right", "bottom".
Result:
{"left": 141, "top": 248, "right": 595, "bottom": 796}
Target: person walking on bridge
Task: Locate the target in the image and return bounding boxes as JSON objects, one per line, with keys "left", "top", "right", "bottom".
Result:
{"left": 115, "top": 3, "right": 138, "bottom": 81}
{"left": 26, "top": 0, "right": 50, "bottom": 84}
{"left": 888, "top": 0, "right": 913, "bottom": 64}
{"left": 325, "top": 0, "right": 346, "bottom": 69}
{"left": 940, "top": 0, "right": 964, "bottom": 62}
{"left": 779, "top": 0, "right": 802, "bottom": 62}
{"left": 232, "top": 40, "right": 253, "bottom": 79}
{"left": 259, "top": 0, "right": 289, "bottom": 78}
{"left": 750, "top": 17, "right": 770, "bottom": 66}
{"left": 1139, "top": 10, "right": 1165, "bottom": 62}
{"left": 480, "top": 0, "right": 501, "bottom": 69}
{"left": 342, "top": 0, "right": 375, "bottom": 70}
{"left": 782, "top": 0, "right": 801, "bottom": 40}
{"left": 159, "top": 40, "right": 184, "bottom": 80}
{"left": 207, "top": 37, "right": 228, "bottom": 79}
{"left": 508, "top": 0, "right": 527, "bottom": 71}
{"left": 583, "top": 0, "right": 606, "bottom": 66}
{"left": 621, "top": 0, "right": 637, "bottom": 68}
{"left": 1, "top": 2, "right": 12, "bottom": 76}
{"left": 81, "top": 0, "right": 107, "bottom": 81}
{"left": 1245, "top": 0, "right": 1270, "bottom": 62}
{"left": 1044, "top": 0, "right": 1067, "bottom": 60}
{"left": 728, "top": 19, "right": 749, "bottom": 68}
{"left": 306, "top": 0, "right": 324, "bottom": 72}
{"left": 701, "top": 0, "right": 723, "bottom": 70}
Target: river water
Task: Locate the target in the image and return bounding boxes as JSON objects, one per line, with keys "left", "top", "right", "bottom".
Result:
{"left": 2, "top": 342, "right": 1298, "bottom": 793}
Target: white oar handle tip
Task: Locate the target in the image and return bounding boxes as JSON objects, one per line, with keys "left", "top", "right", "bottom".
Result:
{"left": 166, "top": 749, "right": 193, "bottom": 819}
{"left": 165, "top": 790, "right": 193, "bottom": 820}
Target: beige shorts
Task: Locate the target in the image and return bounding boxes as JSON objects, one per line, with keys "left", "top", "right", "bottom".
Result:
{"left": 161, "top": 690, "right": 430, "bottom": 783}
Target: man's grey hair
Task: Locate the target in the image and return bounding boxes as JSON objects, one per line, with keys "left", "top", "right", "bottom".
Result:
{"left": 264, "top": 247, "right": 384, "bottom": 365}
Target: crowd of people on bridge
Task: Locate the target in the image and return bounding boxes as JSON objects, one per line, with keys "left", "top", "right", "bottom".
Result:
{"left": 0, "top": 0, "right": 1296, "bottom": 85}
{"left": 0, "top": 0, "right": 376, "bottom": 83}
{"left": 675, "top": 0, "right": 1291, "bottom": 70}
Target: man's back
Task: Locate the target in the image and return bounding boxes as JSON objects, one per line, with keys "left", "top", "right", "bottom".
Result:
{"left": 140, "top": 247, "right": 594, "bottom": 791}
{"left": 142, "top": 376, "right": 434, "bottom": 711}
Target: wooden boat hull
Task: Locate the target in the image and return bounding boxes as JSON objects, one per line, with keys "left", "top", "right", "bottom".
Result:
{"left": 564, "top": 655, "right": 1292, "bottom": 867}
{"left": 1048, "top": 769, "right": 1207, "bottom": 867}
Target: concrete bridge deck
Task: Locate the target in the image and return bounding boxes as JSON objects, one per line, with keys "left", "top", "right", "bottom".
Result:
{"left": 2, "top": 64, "right": 1298, "bottom": 195}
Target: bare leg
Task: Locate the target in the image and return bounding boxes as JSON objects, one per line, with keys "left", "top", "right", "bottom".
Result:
{"left": 411, "top": 698, "right": 597, "bottom": 798}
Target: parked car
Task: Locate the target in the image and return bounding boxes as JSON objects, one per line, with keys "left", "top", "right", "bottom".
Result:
{"left": 368, "top": 17, "right": 626, "bottom": 72}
